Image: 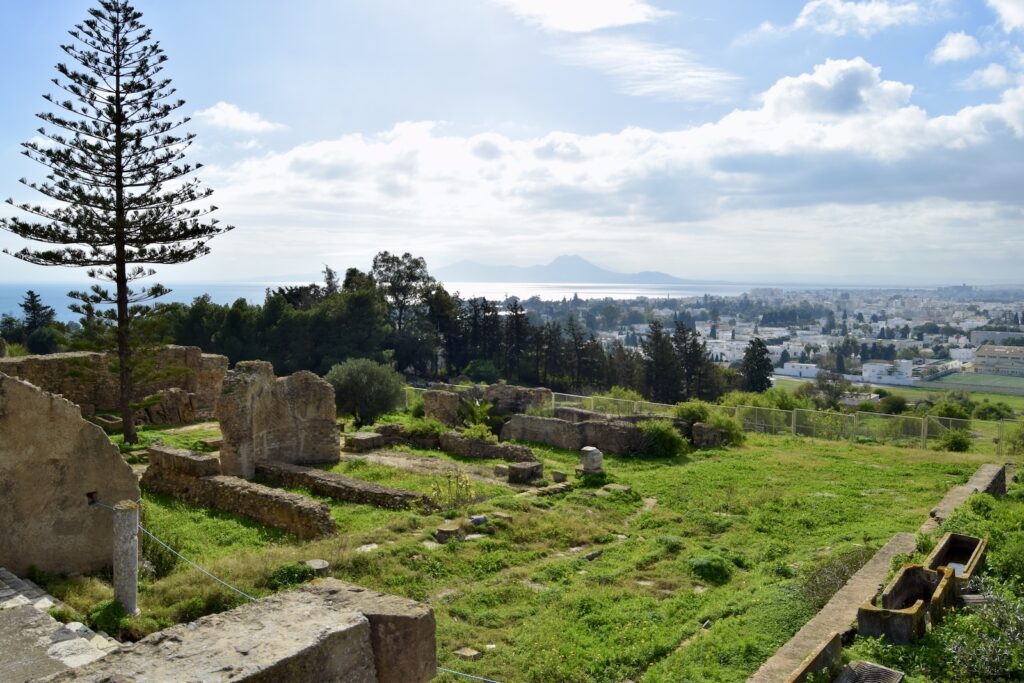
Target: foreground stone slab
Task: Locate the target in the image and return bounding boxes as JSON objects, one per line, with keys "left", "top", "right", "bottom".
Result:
{"left": 256, "top": 461, "right": 431, "bottom": 510}
{"left": 45, "top": 583, "right": 379, "bottom": 683}
{"left": 217, "top": 361, "right": 339, "bottom": 479}
{"left": 0, "top": 372, "right": 140, "bottom": 576}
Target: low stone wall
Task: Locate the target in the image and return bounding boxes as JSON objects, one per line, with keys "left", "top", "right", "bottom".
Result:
{"left": 48, "top": 578, "right": 436, "bottom": 683}
{"left": 141, "top": 448, "right": 335, "bottom": 540}
{"left": 376, "top": 423, "right": 442, "bottom": 450}
{"left": 691, "top": 422, "right": 730, "bottom": 449}
{"left": 500, "top": 414, "right": 644, "bottom": 455}
{"left": 217, "top": 361, "right": 339, "bottom": 479}
{"left": 256, "top": 462, "right": 431, "bottom": 510}
{"left": 482, "top": 384, "right": 552, "bottom": 414}
{"left": 438, "top": 432, "right": 536, "bottom": 462}
{"left": 0, "top": 372, "right": 140, "bottom": 576}
{"left": 0, "top": 345, "right": 227, "bottom": 417}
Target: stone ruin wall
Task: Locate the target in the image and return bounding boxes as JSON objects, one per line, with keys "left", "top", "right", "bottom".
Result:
{"left": 0, "top": 372, "right": 140, "bottom": 576}
{"left": 0, "top": 345, "right": 228, "bottom": 418}
{"left": 216, "top": 360, "right": 339, "bottom": 479}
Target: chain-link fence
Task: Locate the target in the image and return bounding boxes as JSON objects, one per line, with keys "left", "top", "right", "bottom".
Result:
{"left": 409, "top": 384, "right": 1021, "bottom": 455}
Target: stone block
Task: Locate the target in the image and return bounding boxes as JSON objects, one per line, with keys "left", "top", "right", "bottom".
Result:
{"left": 256, "top": 461, "right": 430, "bottom": 510}
{"left": 45, "top": 583, "right": 381, "bottom": 682}
{"left": 439, "top": 432, "right": 536, "bottom": 462}
{"left": 493, "top": 464, "right": 510, "bottom": 478}
{"left": 551, "top": 470, "right": 567, "bottom": 483}
{"left": 345, "top": 432, "right": 385, "bottom": 452}
{"left": 147, "top": 444, "right": 221, "bottom": 477}
{"left": 0, "top": 372, "right": 140, "bottom": 576}
{"left": 508, "top": 461, "right": 543, "bottom": 484}
{"left": 142, "top": 387, "right": 196, "bottom": 426}
{"left": 436, "top": 523, "right": 461, "bottom": 543}
{"left": 422, "top": 390, "right": 461, "bottom": 426}
{"left": 483, "top": 384, "right": 552, "bottom": 414}
{"left": 691, "top": 422, "right": 728, "bottom": 449}
{"left": 785, "top": 632, "right": 843, "bottom": 683}
{"left": 579, "top": 446, "right": 604, "bottom": 473}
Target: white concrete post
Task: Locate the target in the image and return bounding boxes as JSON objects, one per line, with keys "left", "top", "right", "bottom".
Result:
{"left": 113, "top": 499, "right": 140, "bottom": 615}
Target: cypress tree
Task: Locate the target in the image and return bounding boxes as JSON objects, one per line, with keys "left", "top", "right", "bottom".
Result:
{"left": 1, "top": 1, "right": 232, "bottom": 442}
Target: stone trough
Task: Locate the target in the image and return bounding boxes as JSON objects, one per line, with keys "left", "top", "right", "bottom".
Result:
{"left": 923, "top": 532, "right": 987, "bottom": 593}
{"left": 857, "top": 564, "right": 956, "bottom": 644}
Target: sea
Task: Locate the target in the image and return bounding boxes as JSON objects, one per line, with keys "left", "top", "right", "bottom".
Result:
{"left": 0, "top": 280, "right": 886, "bottom": 323}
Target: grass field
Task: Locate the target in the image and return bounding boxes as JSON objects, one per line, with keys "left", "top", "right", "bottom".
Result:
{"left": 928, "top": 372, "right": 1024, "bottom": 392}
{"left": 40, "top": 425, "right": 1000, "bottom": 682}
{"left": 773, "top": 376, "right": 1024, "bottom": 413}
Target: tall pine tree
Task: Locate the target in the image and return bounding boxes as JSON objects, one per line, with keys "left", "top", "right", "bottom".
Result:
{"left": 1, "top": 1, "right": 231, "bottom": 442}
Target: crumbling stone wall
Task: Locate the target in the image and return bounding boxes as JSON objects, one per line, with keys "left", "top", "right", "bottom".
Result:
{"left": 140, "top": 387, "right": 196, "bottom": 426}
{"left": 0, "top": 345, "right": 227, "bottom": 417}
{"left": 141, "top": 445, "right": 335, "bottom": 539}
{"left": 256, "top": 462, "right": 431, "bottom": 510}
{"left": 438, "top": 432, "right": 537, "bottom": 462}
{"left": 0, "top": 372, "right": 140, "bottom": 576}
{"left": 217, "top": 361, "right": 339, "bottom": 479}
{"left": 482, "top": 384, "right": 552, "bottom": 414}
{"left": 501, "top": 415, "right": 583, "bottom": 450}
{"left": 48, "top": 579, "right": 436, "bottom": 683}
{"left": 422, "top": 390, "right": 461, "bottom": 426}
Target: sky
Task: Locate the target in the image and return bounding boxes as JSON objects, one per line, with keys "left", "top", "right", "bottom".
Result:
{"left": 1, "top": 0, "right": 1023, "bottom": 286}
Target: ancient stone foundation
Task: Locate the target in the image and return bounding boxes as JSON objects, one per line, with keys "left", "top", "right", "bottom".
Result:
{"left": 438, "top": 432, "right": 536, "bottom": 462}
{"left": 500, "top": 414, "right": 644, "bottom": 455}
{"left": 217, "top": 361, "right": 339, "bottom": 479}
{"left": 256, "top": 461, "right": 431, "bottom": 510}
{"left": 47, "top": 578, "right": 436, "bottom": 683}
{"left": 0, "top": 372, "right": 140, "bottom": 576}
{"left": 0, "top": 345, "right": 227, "bottom": 417}
{"left": 422, "top": 389, "right": 461, "bottom": 426}
{"left": 141, "top": 445, "right": 335, "bottom": 539}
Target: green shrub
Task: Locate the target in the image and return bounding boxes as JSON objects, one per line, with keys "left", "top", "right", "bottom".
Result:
{"left": 688, "top": 554, "right": 732, "bottom": 585}
{"left": 26, "top": 326, "right": 61, "bottom": 354}
{"left": 879, "top": 395, "right": 908, "bottom": 415}
{"left": 461, "top": 422, "right": 498, "bottom": 443}
{"left": 989, "top": 532, "right": 1024, "bottom": 588}
{"left": 856, "top": 400, "right": 878, "bottom": 413}
{"left": 405, "top": 417, "right": 446, "bottom": 439}
{"left": 597, "top": 386, "right": 644, "bottom": 402}
{"left": 1005, "top": 423, "right": 1024, "bottom": 456}
{"left": 88, "top": 599, "right": 128, "bottom": 636}
{"left": 707, "top": 411, "right": 745, "bottom": 446}
{"left": 267, "top": 562, "right": 316, "bottom": 591}
{"left": 936, "top": 428, "right": 972, "bottom": 452}
{"left": 672, "top": 400, "right": 712, "bottom": 424}
{"left": 637, "top": 420, "right": 687, "bottom": 458}
{"left": 408, "top": 394, "right": 425, "bottom": 418}
{"left": 49, "top": 604, "right": 85, "bottom": 624}
{"left": 463, "top": 359, "right": 500, "bottom": 384}
{"left": 930, "top": 400, "right": 971, "bottom": 421}
{"left": 972, "top": 400, "right": 1014, "bottom": 421}
{"left": 325, "top": 358, "right": 405, "bottom": 426}
{"left": 656, "top": 534, "right": 684, "bottom": 554}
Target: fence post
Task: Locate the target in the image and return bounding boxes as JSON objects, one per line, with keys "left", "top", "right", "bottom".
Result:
{"left": 850, "top": 413, "right": 859, "bottom": 442}
{"left": 791, "top": 409, "right": 797, "bottom": 435}
{"left": 920, "top": 416, "right": 928, "bottom": 450}
{"left": 997, "top": 420, "right": 1005, "bottom": 457}
{"left": 113, "top": 499, "right": 140, "bottom": 615}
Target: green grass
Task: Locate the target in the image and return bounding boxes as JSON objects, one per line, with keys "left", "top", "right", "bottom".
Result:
{"left": 929, "top": 372, "right": 1024, "bottom": 392}
{"left": 109, "top": 422, "right": 222, "bottom": 460}
{"left": 773, "top": 376, "right": 1024, "bottom": 413}
{"left": 41, "top": 424, "right": 999, "bottom": 681}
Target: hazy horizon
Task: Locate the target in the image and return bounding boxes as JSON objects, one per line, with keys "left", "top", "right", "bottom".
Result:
{"left": 2, "top": 1, "right": 1024, "bottom": 285}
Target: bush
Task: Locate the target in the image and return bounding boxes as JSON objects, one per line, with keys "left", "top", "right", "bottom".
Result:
{"left": 936, "top": 428, "right": 972, "bottom": 452}
{"left": 88, "top": 599, "right": 128, "bottom": 636}
{"left": 408, "top": 394, "right": 425, "bottom": 418}
{"left": 637, "top": 420, "right": 688, "bottom": 458}
{"left": 267, "top": 562, "right": 316, "bottom": 590}
{"left": 930, "top": 400, "right": 971, "bottom": 421}
{"left": 461, "top": 422, "right": 498, "bottom": 443}
{"left": 597, "top": 385, "right": 644, "bottom": 402}
{"left": 688, "top": 553, "right": 732, "bottom": 585}
{"left": 879, "top": 395, "right": 908, "bottom": 415}
{"left": 673, "top": 400, "right": 712, "bottom": 424}
{"left": 856, "top": 400, "right": 878, "bottom": 413}
{"left": 989, "top": 532, "right": 1024, "bottom": 589}
{"left": 463, "top": 359, "right": 500, "bottom": 384}
{"left": 325, "top": 358, "right": 405, "bottom": 426}
{"left": 1007, "top": 423, "right": 1024, "bottom": 456}
{"left": 405, "top": 417, "right": 446, "bottom": 439}
{"left": 26, "top": 326, "right": 61, "bottom": 354}
{"left": 707, "top": 411, "right": 745, "bottom": 446}
{"left": 973, "top": 400, "right": 1014, "bottom": 421}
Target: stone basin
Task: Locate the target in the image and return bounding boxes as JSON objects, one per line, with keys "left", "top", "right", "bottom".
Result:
{"left": 924, "top": 532, "right": 987, "bottom": 593}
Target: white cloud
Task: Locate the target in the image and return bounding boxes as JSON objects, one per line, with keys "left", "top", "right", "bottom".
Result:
{"left": 748, "top": 0, "right": 940, "bottom": 40}
{"left": 488, "top": 0, "right": 669, "bottom": 33}
{"left": 193, "top": 102, "right": 286, "bottom": 133}
{"left": 960, "top": 63, "right": 1015, "bottom": 89}
{"left": 550, "top": 36, "right": 741, "bottom": 101}
{"left": 931, "top": 31, "right": 981, "bottom": 63}
{"left": 195, "top": 58, "right": 1024, "bottom": 282}
{"left": 987, "top": 0, "right": 1024, "bottom": 32}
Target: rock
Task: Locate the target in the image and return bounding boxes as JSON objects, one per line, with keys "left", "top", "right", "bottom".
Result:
{"left": 217, "top": 361, "right": 339, "bottom": 479}
{"left": 579, "top": 446, "right": 604, "bottom": 473}
{"left": 551, "top": 470, "right": 568, "bottom": 483}
{"left": 0, "top": 372, "right": 140, "bottom": 576}
{"left": 147, "top": 444, "right": 221, "bottom": 477}
{"left": 493, "top": 464, "right": 509, "bottom": 478}
{"left": 602, "top": 483, "right": 632, "bottom": 494}
{"left": 142, "top": 387, "right": 196, "bottom": 426}
{"left": 691, "top": 422, "right": 728, "bottom": 449}
{"left": 470, "top": 514, "right": 487, "bottom": 526}
{"left": 491, "top": 511, "right": 512, "bottom": 522}
{"left": 435, "top": 523, "right": 461, "bottom": 543}
{"left": 507, "top": 461, "right": 543, "bottom": 484}
{"left": 422, "top": 541, "right": 441, "bottom": 550}
{"left": 356, "top": 544, "right": 379, "bottom": 554}
{"left": 585, "top": 550, "right": 603, "bottom": 561}
{"left": 201, "top": 437, "right": 223, "bottom": 450}
{"left": 464, "top": 534, "right": 486, "bottom": 541}
{"left": 257, "top": 461, "right": 431, "bottom": 510}
{"left": 422, "top": 390, "right": 461, "bottom": 426}
{"left": 579, "top": 420, "right": 641, "bottom": 455}
{"left": 345, "top": 432, "right": 386, "bottom": 452}
{"left": 305, "top": 559, "right": 330, "bottom": 575}
{"left": 453, "top": 647, "right": 482, "bottom": 661}
{"left": 482, "top": 384, "right": 552, "bottom": 414}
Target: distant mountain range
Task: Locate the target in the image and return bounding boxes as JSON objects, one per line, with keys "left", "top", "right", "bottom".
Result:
{"left": 435, "top": 255, "right": 707, "bottom": 285}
